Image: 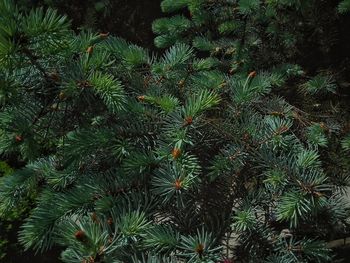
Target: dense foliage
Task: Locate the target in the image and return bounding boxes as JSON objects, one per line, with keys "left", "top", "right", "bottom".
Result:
{"left": 1, "top": 0, "right": 350, "bottom": 262}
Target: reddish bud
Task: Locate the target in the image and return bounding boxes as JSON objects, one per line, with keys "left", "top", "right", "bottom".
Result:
{"left": 86, "top": 46, "right": 94, "bottom": 54}
{"left": 171, "top": 148, "right": 181, "bottom": 159}
{"left": 183, "top": 116, "right": 193, "bottom": 126}
{"left": 91, "top": 212, "right": 99, "bottom": 223}
{"left": 75, "top": 230, "right": 87, "bottom": 242}
{"left": 248, "top": 71, "right": 257, "bottom": 78}
{"left": 107, "top": 217, "right": 113, "bottom": 225}
{"left": 15, "top": 135, "right": 23, "bottom": 142}
{"left": 174, "top": 179, "right": 182, "bottom": 190}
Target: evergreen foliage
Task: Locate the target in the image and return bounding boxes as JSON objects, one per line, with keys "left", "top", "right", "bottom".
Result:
{"left": 338, "top": 0, "right": 350, "bottom": 13}
{"left": 0, "top": 0, "right": 350, "bottom": 262}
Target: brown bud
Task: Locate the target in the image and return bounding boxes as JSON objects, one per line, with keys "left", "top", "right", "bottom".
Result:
{"left": 107, "top": 217, "right": 113, "bottom": 225}
{"left": 229, "top": 150, "right": 241, "bottom": 161}
{"left": 270, "top": 111, "right": 283, "bottom": 117}
{"left": 75, "top": 230, "right": 87, "bottom": 242}
{"left": 59, "top": 91, "right": 66, "bottom": 100}
{"left": 86, "top": 46, "right": 94, "bottom": 54}
{"left": 174, "top": 179, "right": 182, "bottom": 190}
{"left": 99, "top": 32, "right": 109, "bottom": 39}
{"left": 91, "top": 212, "right": 99, "bottom": 223}
{"left": 171, "top": 148, "right": 181, "bottom": 159}
{"left": 178, "top": 79, "right": 185, "bottom": 87}
{"left": 248, "top": 71, "right": 257, "bottom": 78}
{"left": 15, "top": 135, "right": 23, "bottom": 142}
{"left": 319, "top": 122, "right": 328, "bottom": 131}
{"left": 48, "top": 72, "right": 60, "bottom": 82}
{"left": 77, "top": 80, "right": 91, "bottom": 89}
{"left": 137, "top": 95, "right": 145, "bottom": 102}
{"left": 195, "top": 243, "right": 204, "bottom": 254}
{"left": 183, "top": 116, "right": 193, "bottom": 126}
{"left": 242, "top": 133, "right": 250, "bottom": 141}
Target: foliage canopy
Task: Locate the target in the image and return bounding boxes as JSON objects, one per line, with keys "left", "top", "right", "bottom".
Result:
{"left": 0, "top": 0, "right": 350, "bottom": 262}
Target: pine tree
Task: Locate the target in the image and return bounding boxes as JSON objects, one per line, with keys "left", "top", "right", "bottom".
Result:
{"left": 0, "top": 0, "right": 350, "bottom": 262}
{"left": 338, "top": 0, "right": 350, "bottom": 13}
